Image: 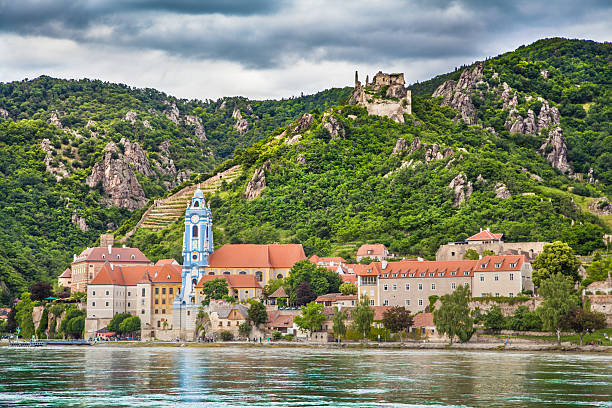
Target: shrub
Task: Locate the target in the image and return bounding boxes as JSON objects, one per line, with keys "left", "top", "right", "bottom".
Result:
{"left": 283, "top": 334, "right": 294, "bottom": 341}
{"left": 220, "top": 330, "right": 234, "bottom": 341}
{"left": 272, "top": 331, "right": 282, "bottom": 341}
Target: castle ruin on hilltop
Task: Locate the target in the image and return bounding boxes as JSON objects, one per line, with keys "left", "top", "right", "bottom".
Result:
{"left": 349, "top": 71, "right": 412, "bottom": 123}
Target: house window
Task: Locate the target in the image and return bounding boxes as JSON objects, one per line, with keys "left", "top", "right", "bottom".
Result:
{"left": 255, "top": 271, "right": 263, "bottom": 282}
{"left": 105, "top": 301, "right": 109, "bottom": 307}
{"left": 131, "top": 255, "right": 135, "bottom": 260}
{"left": 162, "top": 299, "right": 166, "bottom": 304}
{"left": 370, "top": 289, "right": 374, "bottom": 297}
{"left": 431, "top": 283, "right": 436, "bottom": 290}
{"left": 510, "top": 263, "right": 516, "bottom": 268}
{"left": 383, "top": 300, "right": 389, "bottom": 306}
{"left": 155, "top": 309, "right": 158, "bottom": 314}
{"left": 405, "top": 284, "right": 410, "bottom": 291}
{"left": 509, "top": 293, "right": 514, "bottom": 297}
{"left": 155, "top": 288, "right": 159, "bottom": 294}
{"left": 127, "top": 291, "right": 131, "bottom": 296}
{"left": 494, "top": 274, "right": 499, "bottom": 281}
{"left": 141, "top": 300, "right": 145, "bottom": 305}
{"left": 370, "top": 300, "right": 375, "bottom": 306}
{"left": 127, "top": 302, "right": 131, "bottom": 307}
{"left": 155, "top": 299, "right": 159, "bottom": 305}
{"left": 451, "top": 272, "right": 456, "bottom": 276}
{"left": 418, "top": 299, "right": 423, "bottom": 306}
{"left": 495, "top": 263, "right": 501, "bottom": 268}
{"left": 157, "top": 321, "right": 160, "bottom": 328}
{"left": 192, "top": 225, "right": 198, "bottom": 238}
{"left": 162, "top": 309, "right": 166, "bottom": 314}
{"left": 451, "top": 251, "right": 455, "bottom": 256}
{"left": 464, "top": 272, "right": 470, "bottom": 276}
{"left": 509, "top": 273, "right": 514, "bottom": 281}
{"left": 141, "top": 309, "right": 145, "bottom": 314}
{"left": 169, "top": 288, "right": 173, "bottom": 294}
{"left": 405, "top": 299, "right": 410, "bottom": 306}
{"left": 480, "top": 275, "right": 484, "bottom": 282}
{"left": 92, "top": 291, "right": 96, "bottom": 296}
{"left": 105, "top": 290, "right": 109, "bottom": 296}
{"left": 495, "top": 293, "right": 500, "bottom": 297}
{"left": 92, "top": 301, "right": 96, "bottom": 307}
{"left": 142, "top": 288, "right": 145, "bottom": 296}
{"left": 418, "top": 283, "right": 423, "bottom": 291}
{"left": 162, "top": 288, "right": 166, "bottom": 295}
{"left": 383, "top": 284, "right": 388, "bottom": 291}
{"left": 451, "top": 283, "right": 456, "bottom": 289}
{"left": 392, "top": 284, "right": 397, "bottom": 291}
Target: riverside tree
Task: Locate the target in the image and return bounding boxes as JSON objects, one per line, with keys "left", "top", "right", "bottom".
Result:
{"left": 563, "top": 307, "right": 605, "bottom": 345}
{"left": 433, "top": 285, "right": 474, "bottom": 344}
{"left": 351, "top": 295, "right": 374, "bottom": 339}
{"left": 532, "top": 241, "right": 580, "bottom": 287}
{"left": 294, "top": 301, "right": 326, "bottom": 336}
{"left": 247, "top": 300, "right": 268, "bottom": 326}
{"left": 201, "top": 278, "right": 229, "bottom": 306}
{"left": 332, "top": 307, "right": 347, "bottom": 339}
{"left": 382, "top": 306, "right": 413, "bottom": 334}
{"left": 537, "top": 273, "right": 580, "bottom": 344}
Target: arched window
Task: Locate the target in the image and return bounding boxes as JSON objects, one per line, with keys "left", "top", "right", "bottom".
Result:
{"left": 194, "top": 201, "right": 200, "bottom": 208}
{"left": 192, "top": 225, "right": 198, "bottom": 238}
{"left": 192, "top": 278, "right": 197, "bottom": 286}
{"left": 255, "top": 271, "right": 263, "bottom": 282}
{"left": 277, "top": 274, "right": 283, "bottom": 280}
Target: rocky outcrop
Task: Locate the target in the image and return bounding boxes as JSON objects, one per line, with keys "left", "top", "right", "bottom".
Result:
{"left": 244, "top": 161, "right": 271, "bottom": 200}
{"left": 392, "top": 138, "right": 409, "bottom": 154}
{"left": 322, "top": 113, "right": 345, "bottom": 139}
{"left": 185, "top": 115, "right": 207, "bottom": 141}
{"left": 521, "top": 167, "right": 543, "bottom": 182}
{"left": 588, "top": 168, "right": 598, "bottom": 184}
{"left": 50, "top": 112, "right": 63, "bottom": 128}
{"left": 539, "top": 127, "right": 571, "bottom": 173}
{"left": 40, "top": 138, "right": 70, "bottom": 181}
{"left": 350, "top": 71, "right": 412, "bottom": 123}
{"left": 0, "top": 108, "right": 9, "bottom": 119}
{"left": 408, "top": 137, "right": 421, "bottom": 155}
{"left": 71, "top": 211, "right": 88, "bottom": 231}
{"left": 296, "top": 154, "right": 307, "bottom": 165}
{"left": 86, "top": 142, "right": 147, "bottom": 210}
{"left": 124, "top": 111, "right": 138, "bottom": 124}
{"left": 163, "top": 102, "right": 180, "bottom": 124}
{"left": 449, "top": 173, "right": 473, "bottom": 207}
{"left": 152, "top": 140, "right": 178, "bottom": 177}
{"left": 588, "top": 197, "right": 612, "bottom": 216}
{"left": 293, "top": 113, "right": 314, "bottom": 133}
{"left": 120, "top": 138, "right": 153, "bottom": 176}
{"left": 495, "top": 183, "right": 511, "bottom": 199}
{"left": 285, "top": 134, "right": 302, "bottom": 145}
{"left": 232, "top": 109, "right": 249, "bottom": 135}
{"left": 432, "top": 63, "right": 484, "bottom": 125}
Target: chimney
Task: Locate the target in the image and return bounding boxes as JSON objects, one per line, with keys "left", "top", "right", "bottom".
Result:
{"left": 110, "top": 263, "right": 114, "bottom": 270}
{"left": 108, "top": 245, "right": 112, "bottom": 254}
{"left": 73, "top": 254, "right": 76, "bottom": 262}
{"left": 417, "top": 257, "right": 424, "bottom": 262}
{"left": 480, "top": 227, "right": 482, "bottom": 232}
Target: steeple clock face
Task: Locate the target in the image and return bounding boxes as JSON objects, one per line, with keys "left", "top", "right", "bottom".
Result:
{"left": 190, "top": 214, "right": 200, "bottom": 224}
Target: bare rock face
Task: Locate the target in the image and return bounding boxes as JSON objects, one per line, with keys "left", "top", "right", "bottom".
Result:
{"left": 152, "top": 140, "right": 177, "bottom": 177}
{"left": 143, "top": 120, "right": 152, "bottom": 129}
{"left": 120, "top": 138, "right": 153, "bottom": 177}
{"left": 392, "top": 138, "right": 408, "bottom": 154}
{"left": 408, "top": 137, "right": 421, "bottom": 154}
{"left": 425, "top": 144, "right": 444, "bottom": 162}
{"left": 537, "top": 101, "right": 560, "bottom": 130}
{"left": 232, "top": 109, "right": 249, "bottom": 135}
{"left": 185, "top": 115, "right": 207, "bottom": 141}
{"left": 476, "top": 174, "right": 487, "bottom": 184}
{"left": 350, "top": 71, "right": 412, "bottom": 123}
{"left": 124, "top": 111, "right": 138, "bottom": 124}
{"left": 449, "top": 173, "right": 473, "bottom": 207}
{"left": 495, "top": 183, "right": 511, "bottom": 199}
{"left": 432, "top": 63, "right": 483, "bottom": 125}
{"left": 245, "top": 161, "right": 271, "bottom": 200}
{"left": 588, "top": 167, "right": 598, "bottom": 184}
{"left": 322, "top": 113, "right": 345, "bottom": 139}
{"left": 163, "top": 102, "right": 180, "bottom": 124}
{"left": 539, "top": 127, "right": 571, "bottom": 173}
{"left": 0, "top": 108, "right": 9, "bottom": 119}
{"left": 285, "top": 134, "right": 302, "bottom": 145}
{"left": 588, "top": 197, "right": 612, "bottom": 215}
{"left": 86, "top": 142, "right": 147, "bottom": 210}
{"left": 293, "top": 113, "right": 314, "bottom": 133}
{"left": 296, "top": 154, "right": 307, "bottom": 165}
{"left": 71, "top": 211, "right": 89, "bottom": 231}
{"left": 540, "top": 70, "right": 549, "bottom": 79}
{"left": 50, "top": 112, "right": 63, "bottom": 128}
{"left": 219, "top": 100, "right": 227, "bottom": 110}
{"left": 40, "top": 138, "right": 70, "bottom": 181}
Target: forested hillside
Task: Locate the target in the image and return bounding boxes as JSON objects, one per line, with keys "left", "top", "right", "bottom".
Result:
{"left": 0, "top": 78, "right": 350, "bottom": 303}
{"left": 128, "top": 38, "right": 611, "bottom": 263}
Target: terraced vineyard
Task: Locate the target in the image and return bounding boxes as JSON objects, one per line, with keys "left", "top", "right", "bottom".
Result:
{"left": 120, "top": 165, "right": 242, "bottom": 241}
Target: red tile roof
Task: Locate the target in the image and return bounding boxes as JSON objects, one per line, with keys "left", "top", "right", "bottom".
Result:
{"left": 340, "top": 274, "right": 357, "bottom": 284}
{"left": 413, "top": 312, "right": 435, "bottom": 327}
{"left": 195, "top": 274, "right": 262, "bottom": 289}
{"left": 372, "top": 306, "right": 393, "bottom": 321}
{"left": 309, "top": 255, "right": 347, "bottom": 263}
{"left": 351, "top": 263, "right": 383, "bottom": 276}
{"left": 466, "top": 230, "right": 503, "bottom": 241}
{"left": 475, "top": 255, "right": 524, "bottom": 272}
{"left": 155, "top": 258, "right": 178, "bottom": 266}
{"left": 208, "top": 244, "right": 306, "bottom": 268}
{"left": 315, "top": 293, "right": 357, "bottom": 302}
{"left": 73, "top": 247, "right": 150, "bottom": 264}
{"left": 89, "top": 263, "right": 181, "bottom": 286}
{"left": 59, "top": 268, "right": 72, "bottom": 278}
{"left": 356, "top": 243, "right": 388, "bottom": 257}
{"left": 379, "top": 259, "right": 477, "bottom": 279}
{"left": 267, "top": 313, "right": 295, "bottom": 328}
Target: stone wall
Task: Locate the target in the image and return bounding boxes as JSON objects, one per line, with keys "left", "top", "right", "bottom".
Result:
{"left": 588, "top": 295, "right": 612, "bottom": 327}
{"left": 436, "top": 241, "right": 548, "bottom": 261}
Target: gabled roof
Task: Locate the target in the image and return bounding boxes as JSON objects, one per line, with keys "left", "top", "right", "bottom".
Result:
{"left": 268, "top": 286, "right": 288, "bottom": 298}
{"left": 208, "top": 244, "right": 306, "bottom": 269}
{"left": 315, "top": 293, "right": 357, "bottom": 302}
{"left": 195, "top": 274, "right": 262, "bottom": 289}
{"left": 351, "top": 263, "right": 383, "bottom": 276}
{"left": 89, "top": 263, "right": 181, "bottom": 286}
{"left": 475, "top": 255, "right": 524, "bottom": 272}
{"left": 413, "top": 312, "right": 435, "bottom": 327}
{"left": 73, "top": 246, "right": 150, "bottom": 264}
{"left": 267, "top": 313, "right": 295, "bottom": 328}
{"left": 59, "top": 268, "right": 72, "bottom": 278}
{"left": 379, "top": 259, "right": 477, "bottom": 279}
{"left": 356, "top": 244, "right": 388, "bottom": 257}
{"left": 466, "top": 230, "right": 503, "bottom": 241}
{"left": 155, "top": 258, "right": 179, "bottom": 266}
{"left": 372, "top": 306, "right": 392, "bottom": 321}
{"left": 340, "top": 274, "right": 357, "bottom": 284}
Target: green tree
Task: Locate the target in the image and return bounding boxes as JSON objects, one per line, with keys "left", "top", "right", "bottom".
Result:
{"left": 506, "top": 306, "right": 542, "bottom": 331}
{"left": 118, "top": 316, "right": 141, "bottom": 335}
{"left": 287, "top": 260, "right": 342, "bottom": 302}
{"left": 238, "top": 321, "right": 252, "bottom": 339}
{"left": 331, "top": 307, "right": 347, "bottom": 339}
{"left": 563, "top": 306, "right": 606, "bottom": 345}
{"left": 339, "top": 282, "right": 357, "bottom": 295}
{"left": 433, "top": 285, "right": 474, "bottom": 344}
{"left": 14, "top": 292, "right": 34, "bottom": 339}
{"left": 60, "top": 307, "right": 86, "bottom": 338}
{"left": 537, "top": 273, "right": 580, "bottom": 344}
{"left": 295, "top": 281, "right": 317, "bottom": 306}
{"left": 481, "top": 250, "right": 495, "bottom": 257}
{"left": 294, "top": 301, "right": 326, "bottom": 335}
{"left": 464, "top": 249, "right": 480, "bottom": 260}
{"left": 247, "top": 300, "right": 268, "bottom": 326}
{"left": 351, "top": 295, "right": 374, "bottom": 339}
{"left": 107, "top": 312, "right": 132, "bottom": 333}
{"left": 382, "top": 306, "right": 414, "bottom": 334}
{"left": 483, "top": 305, "right": 506, "bottom": 331}
{"left": 201, "top": 278, "right": 229, "bottom": 306}
{"left": 532, "top": 241, "right": 580, "bottom": 287}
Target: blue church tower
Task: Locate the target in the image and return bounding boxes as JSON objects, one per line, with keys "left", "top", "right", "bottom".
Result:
{"left": 177, "top": 185, "right": 214, "bottom": 305}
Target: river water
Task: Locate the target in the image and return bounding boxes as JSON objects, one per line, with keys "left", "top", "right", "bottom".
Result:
{"left": 0, "top": 346, "right": 610, "bottom": 407}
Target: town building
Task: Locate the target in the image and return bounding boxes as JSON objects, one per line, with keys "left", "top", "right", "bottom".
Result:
{"left": 195, "top": 274, "right": 263, "bottom": 303}
{"left": 315, "top": 293, "right": 357, "bottom": 308}
{"left": 207, "top": 301, "right": 250, "bottom": 338}
{"left": 355, "top": 262, "right": 383, "bottom": 306}
{"left": 58, "top": 268, "right": 72, "bottom": 289}
{"left": 309, "top": 255, "right": 346, "bottom": 267}
{"left": 435, "top": 229, "right": 547, "bottom": 261}
{"left": 411, "top": 313, "right": 446, "bottom": 341}
{"left": 356, "top": 244, "right": 390, "bottom": 261}
{"left": 69, "top": 234, "right": 151, "bottom": 292}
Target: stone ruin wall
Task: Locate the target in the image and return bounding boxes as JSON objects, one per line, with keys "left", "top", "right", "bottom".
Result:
{"left": 436, "top": 241, "right": 548, "bottom": 261}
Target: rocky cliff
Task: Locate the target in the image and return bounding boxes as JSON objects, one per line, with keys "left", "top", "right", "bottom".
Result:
{"left": 349, "top": 71, "right": 412, "bottom": 123}
{"left": 244, "top": 161, "right": 271, "bottom": 199}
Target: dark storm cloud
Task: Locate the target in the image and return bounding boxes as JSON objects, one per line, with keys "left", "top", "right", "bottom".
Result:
{"left": 0, "top": 0, "right": 610, "bottom": 69}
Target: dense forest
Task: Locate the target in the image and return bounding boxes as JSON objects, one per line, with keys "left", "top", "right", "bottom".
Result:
{"left": 0, "top": 38, "right": 610, "bottom": 305}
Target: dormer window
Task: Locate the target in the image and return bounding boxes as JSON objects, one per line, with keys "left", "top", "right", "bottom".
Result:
{"left": 131, "top": 254, "right": 135, "bottom": 260}
{"left": 438, "top": 273, "right": 444, "bottom": 277}
{"left": 194, "top": 201, "right": 200, "bottom": 208}
{"left": 383, "top": 273, "right": 388, "bottom": 278}
{"left": 464, "top": 271, "right": 470, "bottom": 276}
{"left": 392, "top": 273, "right": 397, "bottom": 277}
{"left": 451, "top": 272, "right": 456, "bottom": 276}
{"left": 481, "top": 264, "right": 486, "bottom": 268}
{"left": 429, "top": 273, "right": 434, "bottom": 277}
{"left": 409, "top": 273, "right": 414, "bottom": 277}
{"left": 420, "top": 273, "right": 425, "bottom": 277}
{"left": 102, "top": 254, "right": 105, "bottom": 259}
{"left": 495, "top": 263, "right": 501, "bottom": 268}
{"left": 117, "top": 254, "right": 120, "bottom": 259}
{"left": 401, "top": 273, "right": 406, "bottom": 277}
{"left": 510, "top": 262, "right": 517, "bottom": 268}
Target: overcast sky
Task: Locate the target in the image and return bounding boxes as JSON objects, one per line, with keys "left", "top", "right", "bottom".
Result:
{"left": 0, "top": 0, "right": 610, "bottom": 100}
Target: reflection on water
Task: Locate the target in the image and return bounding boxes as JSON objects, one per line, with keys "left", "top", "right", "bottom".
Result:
{"left": 0, "top": 346, "right": 610, "bottom": 407}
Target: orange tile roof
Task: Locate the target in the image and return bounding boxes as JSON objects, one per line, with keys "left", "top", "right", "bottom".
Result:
{"left": 315, "top": 293, "right": 357, "bottom": 302}
{"left": 89, "top": 263, "right": 181, "bottom": 286}
{"left": 413, "top": 312, "right": 435, "bottom": 327}
{"left": 59, "top": 268, "right": 72, "bottom": 278}
{"left": 466, "top": 230, "right": 503, "bottom": 241}
{"left": 379, "top": 259, "right": 477, "bottom": 279}
{"left": 475, "top": 255, "right": 524, "bottom": 272}
{"left": 340, "top": 274, "right": 357, "bottom": 283}
{"left": 155, "top": 258, "right": 178, "bottom": 266}
{"left": 73, "top": 246, "right": 150, "bottom": 264}
{"left": 267, "top": 313, "right": 295, "bottom": 328}
{"left": 351, "top": 263, "right": 383, "bottom": 276}
{"left": 309, "top": 255, "right": 347, "bottom": 263}
{"left": 195, "top": 274, "right": 262, "bottom": 289}
{"left": 208, "top": 244, "right": 306, "bottom": 268}
{"left": 372, "top": 306, "right": 393, "bottom": 321}
{"left": 356, "top": 244, "right": 388, "bottom": 257}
